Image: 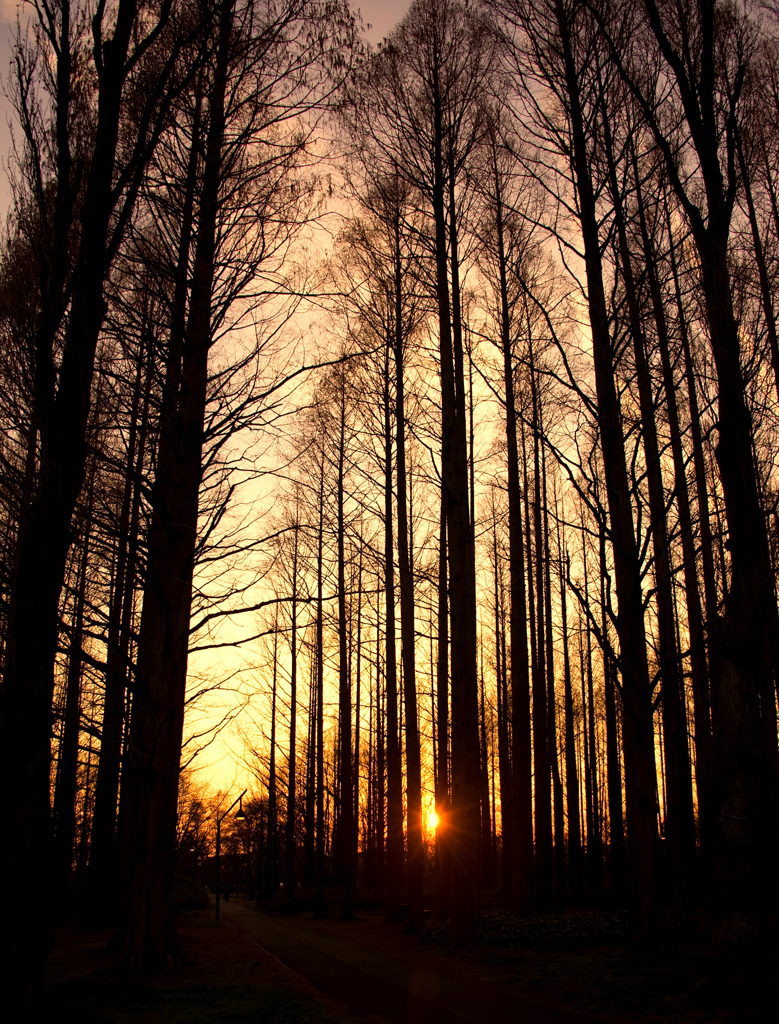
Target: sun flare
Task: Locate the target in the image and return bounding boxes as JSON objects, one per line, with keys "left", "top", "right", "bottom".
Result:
{"left": 427, "top": 809, "right": 439, "bottom": 831}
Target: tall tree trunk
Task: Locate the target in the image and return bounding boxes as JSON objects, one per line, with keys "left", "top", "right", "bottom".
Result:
{"left": 581, "top": 547, "right": 602, "bottom": 894}
{"left": 599, "top": 523, "right": 625, "bottom": 897}
{"left": 285, "top": 522, "right": 299, "bottom": 912}
{"left": 479, "top": 651, "right": 495, "bottom": 889}
{"left": 304, "top": 651, "right": 316, "bottom": 889}
{"left": 493, "top": 509, "right": 513, "bottom": 900}
{"left": 437, "top": 133, "right": 480, "bottom": 945}
{"left": 529, "top": 339, "right": 553, "bottom": 908}
{"left": 269, "top": 622, "right": 279, "bottom": 897}
{"left": 642, "top": 0, "right": 779, "bottom": 943}
{"left": 116, "top": 4, "right": 232, "bottom": 966}
{"left": 542, "top": 456, "right": 565, "bottom": 911}
{"left": 89, "top": 320, "right": 155, "bottom": 910}
{"left": 395, "top": 257, "right": 423, "bottom": 929}
{"left": 605, "top": 123, "right": 693, "bottom": 922}
{"left": 561, "top": 548, "right": 583, "bottom": 901}
{"left": 557, "top": 0, "right": 660, "bottom": 939}
{"left": 636, "top": 173, "right": 714, "bottom": 888}
{"left": 354, "top": 540, "right": 363, "bottom": 842}
{"left": 491, "top": 160, "right": 533, "bottom": 912}
{"left": 314, "top": 450, "right": 326, "bottom": 916}
{"left": 435, "top": 490, "right": 450, "bottom": 913}
{"left": 383, "top": 344, "right": 403, "bottom": 923}
{"left": 336, "top": 374, "right": 355, "bottom": 921}
{"left": 377, "top": 593, "right": 386, "bottom": 889}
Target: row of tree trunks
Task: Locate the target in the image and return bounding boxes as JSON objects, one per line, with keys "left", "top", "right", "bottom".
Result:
{"left": 116, "top": 0, "right": 233, "bottom": 967}
{"left": 0, "top": 0, "right": 177, "bottom": 1009}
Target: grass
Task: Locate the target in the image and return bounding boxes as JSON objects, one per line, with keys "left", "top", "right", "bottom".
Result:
{"left": 45, "top": 979, "right": 347, "bottom": 1024}
{"left": 44, "top": 909, "right": 357, "bottom": 1024}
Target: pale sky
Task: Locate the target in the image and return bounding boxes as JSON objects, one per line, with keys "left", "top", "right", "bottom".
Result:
{"left": 0, "top": 14, "right": 18, "bottom": 222}
{"left": 357, "top": 0, "right": 411, "bottom": 40}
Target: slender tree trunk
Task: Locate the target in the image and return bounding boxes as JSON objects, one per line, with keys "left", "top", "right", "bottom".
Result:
{"left": 636, "top": 176, "right": 714, "bottom": 888}
{"left": 304, "top": 652, "right": 316, "bottom": 889}
{"left": 354, "top": 540, "right": 363, "bottom": 842}
{"left": 529, "top": 341, "right": 553, "bottom": 908}
{"left": 605, "top": 126, "right": 693, "bottom": 922}
{"left": 383, "top": 344, "right": 403, "bottom": 923}
{"left": 599, "top": 524, "right": 625, "bottom": 898}
{"left": 286, "top": 523, "right": 299, "bottom": 912}
{"left": 336, "top": 375, "right": 355, "bottom": 921}
{"left": 581, "top": 550, "right": 602, "bottom": 894}
{"left": 561, "top": 548, "right": 583, "bottom": 901}
{"left": 493, "top": 510, "right": 513, "bottom": 900}
{"left": 314, "top": 451, "right": 326, "bottom": 916}
{"left": 52, "top": 485, "right": 93, "bottom": 897}
{"left": 435, "top": 490, "right": 450, "bottom": 913}
{"left": 542, "top": 457, "right": 565, "bottom": 911}
{"left": 89, "top": 321, "right": 155, "bottom": 910}
{"left": 479, "top": 651, "right": 495, "bottom": 889}
{"left": 269, "top": 619, "right": 279, "bottom": 897}
{"left": 377, "top": 594, "right": 386, "bottom": 888}
{"left": 395, "top": 256, "right": 423, "bottom": 929}
{"left": 492, "top": 163, "right": 533, "bottom": 912}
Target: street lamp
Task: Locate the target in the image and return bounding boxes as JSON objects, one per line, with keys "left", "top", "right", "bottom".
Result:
{"left": 215, "top": 789, "right": 247, "bottom": 920}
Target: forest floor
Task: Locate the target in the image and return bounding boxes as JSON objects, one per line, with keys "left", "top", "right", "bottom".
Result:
{"left": 45, "top": 907, "right": 356, "bottom": 1024}
{"left": 44, "top": 896, "right": 776, "bottom": 1024}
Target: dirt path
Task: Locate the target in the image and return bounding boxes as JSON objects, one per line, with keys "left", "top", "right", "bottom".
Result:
{"left": 222, "top": 901, "right": 607, "bottom": 1024}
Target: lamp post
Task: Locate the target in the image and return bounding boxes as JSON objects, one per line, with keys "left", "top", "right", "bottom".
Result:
{"left": 215, "top": 789, "right": 247, "bottom": 920}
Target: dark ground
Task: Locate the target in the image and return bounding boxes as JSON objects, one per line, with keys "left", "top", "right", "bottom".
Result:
{"left": 43, "top": 896, "right": 777, "bottom": 1024}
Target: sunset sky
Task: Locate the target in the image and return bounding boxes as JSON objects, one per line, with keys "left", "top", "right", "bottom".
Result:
{"left": 0, "top": 0, "right": 415, "bottom": 792}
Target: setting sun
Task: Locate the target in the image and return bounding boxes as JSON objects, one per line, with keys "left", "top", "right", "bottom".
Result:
{"left": 427, "top": 809, "right": 439, "bottom": 831}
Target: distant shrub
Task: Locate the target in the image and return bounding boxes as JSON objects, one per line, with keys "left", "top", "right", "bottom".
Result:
{"left": 173, "top": 875, "right": 210, "bottom": 912}
{"left": 422, "top": 909, "right": 626, "bottom": 951}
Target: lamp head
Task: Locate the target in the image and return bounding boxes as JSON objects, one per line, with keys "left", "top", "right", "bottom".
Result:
{"left": 235, "top": 794, "right": 246, "bottom": 820}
